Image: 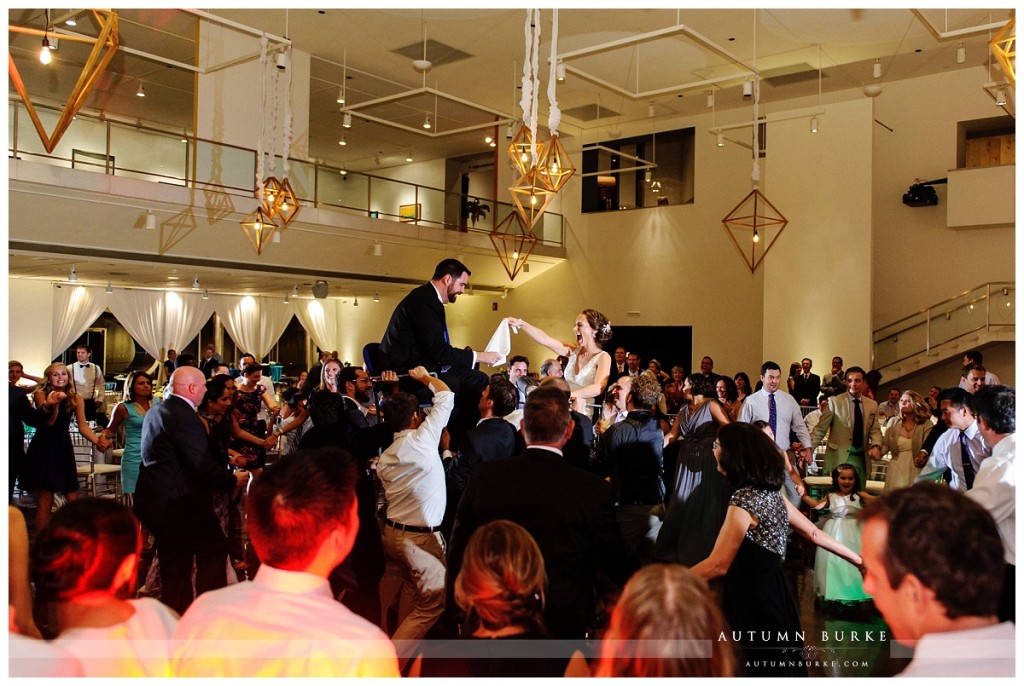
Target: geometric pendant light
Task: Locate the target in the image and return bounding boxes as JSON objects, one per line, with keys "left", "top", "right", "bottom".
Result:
{"left": 721, "top": 188, "right": 789, "bottom": 273}
{"left": 489, "top": 210, "right": 537, "bottom": 281}
{"left": 240, "top": 206, "right": 278, "bottom": 255}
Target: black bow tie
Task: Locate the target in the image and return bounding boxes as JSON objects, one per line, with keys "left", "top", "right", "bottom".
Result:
{"left": 79, "top": 364, "right": 88, "bottom": 368}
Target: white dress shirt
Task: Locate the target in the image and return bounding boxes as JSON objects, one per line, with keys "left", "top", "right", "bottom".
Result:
{"left": 958, "top": 371, "right": 1000, "bottom": 390}
{"left": 967, "top": 433, "right": 1015, "bottom": 565}
{"left": 739, "top": 388, "right": 812, "bottom": 450}
{"left": 917, "top": 420, "right": 989, "bottom": 491}
{"left": 377, "top": 389, "right": 454, "bottom": 527}
{"left": 72, "top": 360, "right": 104, "bottom": 401}
{"left": 897, "top": 621, "right": 1015, "bottom": 677}
{"left": 173, "top": 565, "right": 399, "bottom": 677}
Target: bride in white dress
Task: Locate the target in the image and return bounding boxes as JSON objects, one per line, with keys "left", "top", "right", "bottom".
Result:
{"left": 505, "top": 310, "right": 612, "bottom": 415}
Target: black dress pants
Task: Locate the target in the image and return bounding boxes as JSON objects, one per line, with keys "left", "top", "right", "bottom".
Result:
{"left": 146, "top": 501, "right": 229, "bottom": 615}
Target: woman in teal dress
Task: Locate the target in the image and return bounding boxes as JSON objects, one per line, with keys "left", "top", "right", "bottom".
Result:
{"left": 101, "top": 371, "right": 154, "bottom": 509}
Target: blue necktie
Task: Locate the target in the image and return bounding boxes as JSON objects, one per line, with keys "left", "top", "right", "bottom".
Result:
{"left": 959, "top": 431, "right": 976, "bottom": 489}
{"left": 440, "top": 318, "right": 451, "bottom": 374}
{"left": 768, "top": 392, "right": 777, "bottom": 438}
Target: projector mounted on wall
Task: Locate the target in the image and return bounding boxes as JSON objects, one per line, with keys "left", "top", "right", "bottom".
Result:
{"left": 902, "top": 177, "right": 947, "bottom": 207}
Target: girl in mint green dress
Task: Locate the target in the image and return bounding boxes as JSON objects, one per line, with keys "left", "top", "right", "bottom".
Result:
{"left": 101, "top": 371, "right": 154, "bottom": 508}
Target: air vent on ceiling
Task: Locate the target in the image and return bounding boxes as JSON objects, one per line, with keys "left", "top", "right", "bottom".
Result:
{"left": 391, "top": 39, "right": 472, "bottom": 68}
{"left": 562, "top": 103, "right": 621, "bottom": 122}
{"left": 761, "top": 63, "right": 827, "bottom": 87}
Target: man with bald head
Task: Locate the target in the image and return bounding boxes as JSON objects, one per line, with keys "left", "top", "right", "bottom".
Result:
{"left": 135, "top": 366, "right": 248, "bottom": 614}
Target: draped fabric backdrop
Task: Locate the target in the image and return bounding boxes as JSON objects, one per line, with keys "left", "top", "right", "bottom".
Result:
{"left": 51, "top": 285, "right": 107, "bottom": 360}
{"left": 214, "top": 295, "right": 295, "bottom": 360}
{"left": 292, "top": 298, "right": 339, "bottom": 354}
{"left": 108, "top": 289, "right": 215, "bottom": 361}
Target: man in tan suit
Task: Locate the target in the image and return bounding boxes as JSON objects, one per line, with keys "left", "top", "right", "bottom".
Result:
{"left": 811, "top": 366, "right": 882, "bottom": 480}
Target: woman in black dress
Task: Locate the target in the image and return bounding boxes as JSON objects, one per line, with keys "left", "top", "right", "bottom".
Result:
{"left": 691, "top": 423, "right": 862, "bottom": 677}
{"left": 298, "top": 359, "right": 346, "bottom": 449}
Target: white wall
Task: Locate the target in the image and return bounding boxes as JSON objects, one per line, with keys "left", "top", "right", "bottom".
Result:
{"left": 8, "top": 279, "right": 55, "bottom": 375}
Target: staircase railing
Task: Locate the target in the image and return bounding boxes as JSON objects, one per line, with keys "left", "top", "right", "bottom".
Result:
{"left": 873, "top": 282, "right": 1015, "bottom": 369}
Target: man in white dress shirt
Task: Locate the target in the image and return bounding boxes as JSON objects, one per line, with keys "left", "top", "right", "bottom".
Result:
{"left": 914, "top": 388, "right": 989, "bottom": 490}
{"left": 172, "top": 447, "right": 400, "bottom": 677}
{"left": 740, "top": 361, "right": 812, "bottom": 505}
{"left": 72, "top": 344, "right": 106, "bottom": 422}
{"left": 967, "top": 384, "right": 1015, "bottom": 624}
{"left": 376, "top": 366, "right": 454, "bottom": 648}
{"left": 958, "top": 350, "right": 1000, "bottom": 390}
{"left": 860, "top": 483, "right": 1014, "bottom": 677}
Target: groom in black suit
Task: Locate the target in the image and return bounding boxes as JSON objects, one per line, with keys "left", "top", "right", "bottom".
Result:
{"left": 448, "top": 385, "right": 638, "bottom": 639}
{"left": 134, "top": 366, "right": 246, "bottom": 614}
{"left": 792, "top": 357, "right": 822, "bottom": 407}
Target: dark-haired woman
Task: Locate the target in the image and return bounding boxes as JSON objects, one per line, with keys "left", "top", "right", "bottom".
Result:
{"left": 691, "top": 422, "right": 862, "bottom": 677}
{"left": 32, "top": 498, "right": 178, "bottom": 676}
{"left": 654, "top": 374, "right": 732, "bottom": 566}
{"left": 506, "top": 309, "right": 612, "bottom": 416}
{"left": 100, "top": 370, "right": 154, "bottom": 509}
{"left": 230, "top": 363, "right": 280, "bottom": 474}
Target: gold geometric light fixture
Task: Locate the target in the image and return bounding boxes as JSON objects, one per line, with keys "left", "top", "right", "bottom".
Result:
{"left": 989, "top": 16, "right": 1016, "bottom": 86}
{"left": 507, "top": 124, "right": 546, "bottom": 178}
{"left": 240, "top": 207, "right": 278, "bottom": 255}
{"left": 489, "top": 211, "right": 538, "bottom": 281}
{"left": 535, "top": 134, "right": 575, "bottom": 193}
{"left": 721, "top": 189, "right": 789, "bottom": 273}
{"left": 509, "top": 167, "right": 556, "bottom": 229}
{"left": 260, "top": 176, "right": 299, "bottom": 225}
{"left": 8, "top": 9, "right": 120, "bottom": 153}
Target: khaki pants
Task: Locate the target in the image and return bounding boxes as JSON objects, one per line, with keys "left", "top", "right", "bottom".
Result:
{"left": 381, "top": 525, "right": 446, "bottom": 646}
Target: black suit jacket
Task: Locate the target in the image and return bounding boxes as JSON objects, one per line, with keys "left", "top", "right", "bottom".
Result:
{"left": 134, "top": 395, "right": 236, "bottom": 525}
{"left": 449, "top": 447, "right": 638, "bottom": 639}
{"left": 380, "top": 282, "right": 474, "bottom": 374}
{"left": 792, "top": 373, "right": 821, "bottom": 404}
{"left": 447, "top": 417, "right": 522, "bottom": 492}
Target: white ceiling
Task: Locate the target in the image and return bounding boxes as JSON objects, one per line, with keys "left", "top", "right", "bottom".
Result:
{"left": 8, "top": 7, "right": 1014, "bottom": 172}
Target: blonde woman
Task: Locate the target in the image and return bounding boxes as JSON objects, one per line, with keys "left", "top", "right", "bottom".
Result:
{"left": 506, "top": 309, "right": 612, "bottom": 415}
{"left": 881, "top": 390, "right": 933, "bottom": 491}
{"left": 26, "top": 362, "right": 109, "bottom": 531}
{"left": 597, "top": 564, "right": 738, "bottom": 677}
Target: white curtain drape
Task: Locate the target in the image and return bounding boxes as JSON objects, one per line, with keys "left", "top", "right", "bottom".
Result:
{"left": 51, "top": 285, "right": 107, "bottom": 360}
{"left": 109, "top": 290, "right": 214, "bottom": 360}
{"left": 292, "top": 298, "right": 339, "bottom": 353}
{"left": 215, "top": 295, "right": 295, "bottom": 360}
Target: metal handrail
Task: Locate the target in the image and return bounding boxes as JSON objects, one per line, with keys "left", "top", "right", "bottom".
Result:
{"left": 873, "top": 281, "right": 1014, "bottom": 336}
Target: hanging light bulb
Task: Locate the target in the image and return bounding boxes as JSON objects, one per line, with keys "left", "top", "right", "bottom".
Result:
{"left": 753, "top": 228, "right": 760, "bottom": 243}
{"left": 873, "top": 59, "right": 881, "bottom": 79}
{"left": 40, "top": 35, "right": 52, "bottom": 64}
{"left": 810, "top": 117, "right": 819, "bottom": 134}
{"left": 956, "top": 43, "right": 966, "bottom": 64}
{"left": 342, "top": 112, "right": 352, "bottom": 128}
{"left": 336, "top": 88, "right": 345, "bottom": 104}
{"left": 423, "top": 114, "right": 432, "bottom": 130}
{"left": 512, "top": 250, "right": 520, "bottom": 260}
{"left": 716, "top": 132, "right": 724, "bottom": 147}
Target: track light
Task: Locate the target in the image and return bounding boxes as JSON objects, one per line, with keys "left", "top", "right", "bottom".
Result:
{"left": 506, "top": 123, "right": 514, "bottom": 140}
{"left": 284, "top": 292, "right": 290, "bottom": 304}
{"left": 105, "top": 281, "right": 113, "bottom": 294}
{"left": 485, "top": 135, "right": 493, "bottom": 144}
{"left": 339, "top": 167, "right": 347, "bottom": 176}
{"left": 342, "top": 112, "right": 352, "bottom": 129}
{"left": 556, "top": 61, "right": 566, "bottom": 82}
{"left": 202, "top": 289, "right": 209, "bottom": 300}
{"left": 489, "top": 139, "right": 496, "bottom": 148}
{"left": 716, "top": 132, "right": 724, "bottom": 147}
{"left": 338, "top": 135, "right": 347, "bottom": 146}
{"left": 275, "top": 51, "right": 288, "bottom": 70}
{"left": 956, "top": 43, "right": 966, "bottom": 65}
{"left": 423, "top": 115, "right": 431, "bottom": 130}
{"left": 648, "top": 102, "right": 656, "bottom": 118}
{"left": 873, "top": 59, "right": 881, "bottom": 79}
{"left": 995, "top": 89, "right": 1007, "bottom": 106}
{"left": 706, "top": 91, "right": 714, "bottom": 108}
{"left": 65, "top": 16, "right": 76, "bottom": 26}
{"left": 810, "top": 117, "right": 819, "bottom": 134}
{"left": 145, "top": 210, "right": 157, "bottom": 230}
{"left": 292, "top": 285, "right": 299, "bottom": 298}
{"left": 373, "top": 291, "right": 380, "bottom": 302}
{"left": 40, "top": 36, "right": 52, "bottom": 64}
{"left": 353, "top": 297, "right": 359, "bottom": 307}
{"left": 372, "top": 241, "right": 383, "bottom": 257}
{"left": 742, "top": 80, "right": 752, "bottom": 97}
{"left": 406, "top": 151, "right": 413, "bottom": 162}
{"left": 336, "top": 88, "right": 345, "bottom": 104}
{"left": 69, "top": 264, "right": 77, "bottom": 282}
{"left": 192, "top": 274, "right": 200, "bottom": 290}
{"left": 136, "top": 83, "right": 145, "bottom": 97}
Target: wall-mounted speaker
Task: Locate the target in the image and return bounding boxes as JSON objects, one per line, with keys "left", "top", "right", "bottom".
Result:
{"left": 312, "top": 280, "right": 329, "bottom": 299}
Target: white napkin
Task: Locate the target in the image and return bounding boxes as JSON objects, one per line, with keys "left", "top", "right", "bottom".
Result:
{"left": 484, "top": 320, "right": 511, "bottom": 367}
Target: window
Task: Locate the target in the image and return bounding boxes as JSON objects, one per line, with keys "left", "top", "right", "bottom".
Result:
{"left": 957, "top": 116, "right": 1015, "bottom": 169}
{"left": 581, "top": 127, "right": 695, "bottom": 213}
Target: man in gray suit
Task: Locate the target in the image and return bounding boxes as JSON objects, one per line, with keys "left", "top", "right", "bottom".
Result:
{"left": 811, "top": 365, "right": 882, "bottom": 480}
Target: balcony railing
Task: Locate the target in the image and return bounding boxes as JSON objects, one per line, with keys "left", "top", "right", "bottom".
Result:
{"left": 872, "top": 282, "right": 1015, "bottom": 369}
{"left": 8, "top": 98, "right": 564, "bottom": 247}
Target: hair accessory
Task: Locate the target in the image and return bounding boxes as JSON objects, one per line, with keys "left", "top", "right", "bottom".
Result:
{"left": 602, "top": 322, "right": 612, "bottom": 333}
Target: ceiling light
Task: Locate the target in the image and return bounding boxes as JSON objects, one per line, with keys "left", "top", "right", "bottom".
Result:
{"left": 648, "top": 102, "right": 656, "bottom": 117}
{"left": 336, "top": 88, "right": 345, "bottom": 104}
{"left": 506, "top": 123, "right": 514, "bottom": 140}
{"left": 956, "top": 43, "right": 966, "bottom": 65}
{"left": 275, "top": 51, "right": 288, "bottom": 70}
{"left": 339, "top": 167, "right": 347, "bottom": 176}
{"left": 489, "top": 139, "right": 496, "bottom": 148}
{"left": 338, "top": 135, "right": 347, "bottom": 146}
{"left": 742, "top": 80, "right": 752, "bottom": 97}
{"left": 810, "top": 117, "right": 819, "bottom": 134}
{"left": 373, "top": 291, "right": 380, "bottom": 302}
{"left": 716, "top": 132, "right": 724, "bottom": 147}
{"left": 873, "top": 59, "right": 881, "bottom": 79}
{"left": 706, "top": 91, "right": 714, "bottom": 108}
{"left": 373, "top": 240, "right": 383, "bottom": 257}
{"left": 202, "top": 289, "right": 209, "bottom": 300}
{"left": 423, "top": 115, "right": 431, "bottom": 130}
{"left": 292, "top": 285, "right": 299, "bottom": 298}
{"left": 145, "top": 210, "right": 157, "bottom": 230}
{"left": 342, "top": 112, "right": 352, "bottom": 128}
{"left": 995, "top": 89, "right": 1007, "bottom": 106}
{"left": 485, "top": 135, "right": 493, "bottom": 144}
{"left": 136, "top": 83, "right": 145, "bottom": 97}
{"left": 40, "top": 36, "right": 52, "bottom": 64}
{"left": 406, "top": 151, "right": 413, "bottom": 162}
{"left": 192, "top": 274, "right": 200, "bottom": 290}
{"left": 105, "top": 281, "right": 113, "bottom": 294}
{"left": 556, "top": 61, "right": 566, "bottom": 82}
{"left": 68, "top": 264, "right": 77, "bottom": 282}
{"left": 284, "top": 291, "right": 290, "bottom": 304}
{"left": 65, "top": 17, "right": 76, "bottom": 26}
